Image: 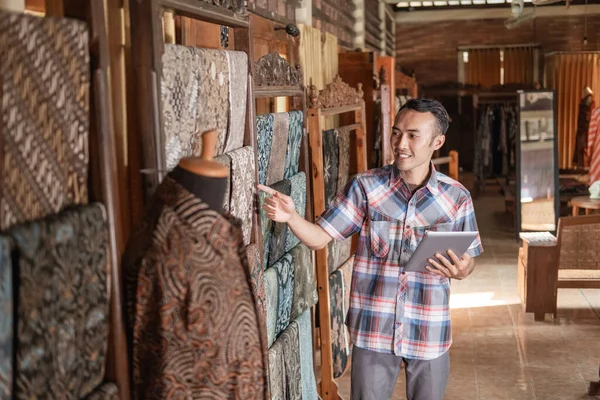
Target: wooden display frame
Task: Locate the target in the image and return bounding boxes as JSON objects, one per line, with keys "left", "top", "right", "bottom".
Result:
{"left": 307, "top": 75, "right": 367, "bottom": 400}
{"left": 377, "top": 65, "right": 393, "bottom": 167}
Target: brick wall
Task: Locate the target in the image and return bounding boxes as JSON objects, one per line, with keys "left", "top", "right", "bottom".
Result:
{"left": 395, "top": 15, "right": 600, "bottom": 86}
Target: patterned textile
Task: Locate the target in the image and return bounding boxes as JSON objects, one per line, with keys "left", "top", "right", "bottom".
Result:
{"left": 259, "top": 191, "right": 272, "bottom": 271}
{"left": 322, "top": 129, "right": 339, "bottom": 205}
{"left": 10, "top": 204, "right": 109, "bottom": 399}
{"left": 284, "top": 110, "right": 304, "bottom": 179}
{"left": 274, "top": 253, "right": 295, "bottom": 338}
{"left": 197, "top": 48, "right": 230, "bottom": 156}
{"left": 0, "top": 12, "right": 89, "bottom": 230}
{"left": 268, "top": 339, "right": 286, "bottom": 400}
{"left": 161, "top": 44, "right": 201, "bottom": 170}
{"left": 246, "top": 244, "right": 267, "bottom": 323}
{"left": 337, "top": 126, "right": 352, "bottom": 189}
{"left": 297, "top": 310, "right": 318, "bottom": 400}
{"left": 318, "top": 164, "right": 484, "bottom": 360}
{"left": 0, "top": 237, "right": 12, "bottom": 399}
{"left": 264, "top": 267, "right": 279, "bottom": 348}
{"left": 588, "top": 107, "right": 600, "bottom": 183}
{"left": 123, "top": 177, "right": 267, "bottom": 400}
{"left": 228, "top": 146, "right": 256, "bottom": 246}
{"left": 340, "top": 256, "right": 355, "bottom": 316}
{"left": 84, "top": 382, "right": 119, "bottom": 400}
{"left": 266, "top": 113, "right": 290, "bottom": 185}
{"left": 257, "top": 114, "right": 275, "bottom": 186}
{"left": 327, "top": 238, "right": 352, "bottom": 274}
{"left": 224, "top": 51, "right": 248, "bottom": 153}
{"left": 279, "top": 322, "right": 302, "bottom": 400}
{"left": 289, "top": 244, "right": 317, "bottom": 322}
{"left": 285, "top": 172, "right": 307, "bottom": 252}
{"left": 267, "top": 179, "right": 291, "bottom": 267}
{"left": 329, "top": 270, "right": 349, "bottom": 379}
{"left": 214, "top": 153, "right": 231, "bottom": 212}
{"left": 573, "top": 95, "right": 595, "bottom": 167}
{"left": 558, "top": 221, "right": 600, "bottom": 270}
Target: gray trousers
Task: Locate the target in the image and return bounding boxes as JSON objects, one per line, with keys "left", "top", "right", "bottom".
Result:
{"left": 350, "top": 346, "right": 450, "bottom": 400}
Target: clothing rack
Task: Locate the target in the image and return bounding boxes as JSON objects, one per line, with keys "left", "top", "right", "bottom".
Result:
{"left": 307, "top": 75, "right": 367, "bottom": 400}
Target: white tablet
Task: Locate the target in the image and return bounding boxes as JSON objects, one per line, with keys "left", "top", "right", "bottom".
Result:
{"left": 403, "top": 231, "right": 478, "bottom": 273}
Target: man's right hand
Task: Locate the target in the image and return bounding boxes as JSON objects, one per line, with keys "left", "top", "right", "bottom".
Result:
{"left": 257, "top": 184, "right": 296, "bottom": 223}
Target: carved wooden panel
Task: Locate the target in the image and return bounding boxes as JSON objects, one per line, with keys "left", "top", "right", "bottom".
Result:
{"left": 254, "top": 52, "right": 302, "bottom": 87}
{"left": 203, "top": 0, "right": 247, "bottom": 14}
{"left": 309, "top": 75, "right": 363, "bottom": 109}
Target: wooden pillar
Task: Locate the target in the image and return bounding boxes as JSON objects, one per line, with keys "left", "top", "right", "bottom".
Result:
{"left": 449, "top": 150, "right": 459, "bottom": 181}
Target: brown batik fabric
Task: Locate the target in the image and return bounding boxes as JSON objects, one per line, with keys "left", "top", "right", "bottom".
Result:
{"left": 228, "top": 146, "right": 256, "bottom": 246}
{"left": 224, "top": 50, "right": 248, "bottom": 153}
{"left": 0, "top": 11, "right": 90, "bottom": 230}
{"left": 245, "top": 243, "right": 269, "bottom": 367}
{"left": 268, "top": 338, "right": 286, "bottom": 400}
{"left": 0, "top": 237, "right": 13, "bottom": 399}
{"left": 9, "top": 204, "right": 109, "bottom": 399}
{"left": 84, "top": 382, "right": 119, "bottom": 400}
{"left": 266, "top": 113, "right": 290, "bottom": 185}
{"left": 279, "top": 321, "right": 302, "bottom": 400}
{"left": 289, "top": 243, "right": 317, "bottom": 322}
{"left": 329, "top": 270, "right": 350, "bottom": 379}
{"left": 123, "top": 177, "right": 267, "bottom": 400}
{"left": 337, "top": 126, "right": 352, "bottom": 190}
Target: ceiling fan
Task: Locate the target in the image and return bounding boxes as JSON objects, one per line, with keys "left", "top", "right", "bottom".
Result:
{"left": 504, "top": 0, "right": 536, "bottom": 29}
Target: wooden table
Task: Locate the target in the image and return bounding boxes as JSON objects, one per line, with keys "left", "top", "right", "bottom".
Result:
{"left": 571, "top": 196, "right": 600, "bottom": 216}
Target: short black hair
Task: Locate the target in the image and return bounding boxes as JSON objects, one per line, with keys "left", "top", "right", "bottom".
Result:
{"left": 398, "top": 98, "right": 450, "bottom": 136}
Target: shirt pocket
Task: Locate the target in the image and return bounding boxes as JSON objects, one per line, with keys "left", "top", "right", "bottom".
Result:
{"left": 369, "top": 219, "right": 391, "bottom": 259}
{"left": 413, "top": 222, "right": 455, "bottom": 242}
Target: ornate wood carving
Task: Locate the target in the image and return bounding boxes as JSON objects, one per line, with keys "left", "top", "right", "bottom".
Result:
{"left": 201, "top": 0, "right": 247, "bottom": 15}
{"left": 309, "top": 75, "right": 364, "bottom": 109}
{"left": 254, "top": 52, "right": 302, "bottom": 87}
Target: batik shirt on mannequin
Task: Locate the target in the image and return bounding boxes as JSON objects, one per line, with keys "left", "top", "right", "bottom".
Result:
{"left": 123, "top": 177, "right": 267, "bottom": 400}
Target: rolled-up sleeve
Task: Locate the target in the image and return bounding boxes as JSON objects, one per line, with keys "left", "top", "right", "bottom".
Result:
{"left": 317, "top": 177, "right": 366, "bottom": 241}
{"left": 456, "top": 194, "right": 484, "bottom": 257}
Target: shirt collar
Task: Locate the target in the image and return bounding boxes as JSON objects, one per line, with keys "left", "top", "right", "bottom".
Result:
{"left": 390, "top": 162, "right": 440, "bottom": 196}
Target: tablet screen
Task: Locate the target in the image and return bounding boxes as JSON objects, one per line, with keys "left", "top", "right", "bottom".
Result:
{"left": 403, "top": 231, "right": 478, "bottom": 273}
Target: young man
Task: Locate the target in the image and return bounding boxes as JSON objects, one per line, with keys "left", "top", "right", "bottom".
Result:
{"left": 259, "top": 99, "right": 483, "bottom": 400}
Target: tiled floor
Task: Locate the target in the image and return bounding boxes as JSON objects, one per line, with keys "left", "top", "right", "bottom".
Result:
{"left": 336, "top": 182, "right": 600, "bottom": 400}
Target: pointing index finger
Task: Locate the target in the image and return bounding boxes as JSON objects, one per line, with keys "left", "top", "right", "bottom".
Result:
{"left": 257, "top": 184, "right": 276, "bottom": 196}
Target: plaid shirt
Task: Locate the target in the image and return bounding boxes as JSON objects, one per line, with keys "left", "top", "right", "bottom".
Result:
{"left": 318, "top": 164, "right": 483, "bottom": 360}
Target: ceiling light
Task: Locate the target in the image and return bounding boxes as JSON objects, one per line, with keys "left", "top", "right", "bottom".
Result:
{"left": 523, "top": 0, "right": 532, "bottom": 2}
{"left": 423, "top": 1, "right": 434, "bottom": 5}
{"left": 409, "top": 1, "right": 422, "bottom": 6}
{"left": 473, "top": 0, "right": 485, "bottom": 4}
{"left": 487, "top": 0, "right": 505, "bottom": 3}
{"left": 397, "top": 1, "right": 410, "bottom": 6}
{"left": 434, "top": 0, "right": 448, "bottom": 4}
{"left": 449, "top": 0, "right": 460, "bottom": 4}
{"left": 460, "top": 0, "right": 472, "bottom": 4}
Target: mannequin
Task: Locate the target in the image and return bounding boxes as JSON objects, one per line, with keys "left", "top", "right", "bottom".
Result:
{"left": 169, "top": 129, "right": 228, "bottom": 213}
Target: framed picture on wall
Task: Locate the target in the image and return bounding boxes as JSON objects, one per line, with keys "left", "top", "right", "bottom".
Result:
{"left": 516, "top": 90, "right": 560, "bottom": 234}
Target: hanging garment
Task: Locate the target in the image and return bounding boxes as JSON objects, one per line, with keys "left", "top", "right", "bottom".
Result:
{"left": 285, "top": 172, "right": 307, "bottom": 252}
{"left": 213, "top": 154, "right": 231, "bottom": 212}
{"left": 284, "top": 111, "right": 304, "bottom": 179}
{"left": 373, "top": 100, "right": 383, "bottom": 167}
{"left": 573, "top": 95, "right": 595, "bottom": 167}
{"left": 268, "top": 336, "right": 286, "bottom": 400}
{"left": 123, "top": 177, "right": 267, "bottom": 400}
{"left": 257, "top": 114, "right": 275, "bottom": 186}
{"left": 264, "top": 267, "right": 279, "bottom": 348}
{"left": 279, "top": 321, "right": 303, "bottom": 400}
{"left": 588, "top": 107, "right": 600, "bottom": 184}
{"left": 323, "top": 129, "right": 340, "bottom": 205}
{"left": 266, "top": 113, "right": 290, "bottom": 185}
{"left": 340, "top": 256, "right": 354, "bottom": 317}
{"left": 9, "top": 204, "right": 109, "bottom": 399}
{"left": 224, "top": 50, "right": 248, "bottom": 153}
{"left": 267, "top": 179, "right": 292, "bottom": 267}
{"left": 0, "top": 237, "right": 13, "bottom": 399}
{"left": 85, "top": 383, "right": 120, "bottom": 400}
{"left": 329, "top": 270, "right": 350, "bottom": 379}
{"left": 337, "top": 126, "right": 352, "bottom": 190}
{"left": 297, "top": 310, "right": 319, "bottom": 400}
{"left": 246, "top": 244, "right": 267, "bottom": 329}
{"left": 289, "top": 244, "right": 318, "bottom": 322}
{"left": 273, "top": 253, "right": 295, "bottom": 338}
{"left": 327, "top": 238, "right": 352, "bottom": 274}
{"left": 227, "top": 146, "right": 256, "bottom": 246}
{"left": 0, "top": 11, "right": 90, "bottom": 230}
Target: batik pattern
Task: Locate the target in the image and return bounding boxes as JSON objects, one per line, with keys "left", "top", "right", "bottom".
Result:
{"left": 257, "top": 114, "right": 275, "bottom": 186}
{"left": 224, "top": 51, "right": 248, "bottom": 153}
{"left": 123, "top": 177, "right": 267, "bottom": 400}
{"left": 297, "top": 310, "right": 318, "bottom": 400}
{"left": 246, "top": 244, "right": 266, "bottom": 322}
{"left": 267, "top": 179, "right": 291, "bottom": 267}
{"left": 259, "top": 191, "right": 272, "bottom": 271}
{"left": 329, "top": 270, "right": 350, "bottom": 379}
{"left": 84, "top": 382, "right": 119, "bottom": 400}
{"left": 197, "top": 48, "right": 230, "bottom": 156}
{"left": 264, "top": 267, "right": 279, "bottom": 348}
{"left": 0, "top": 237, "right": 12, "bottom": 399}
{"left": 284, "top": 110, "right": 304, "bottom": 179}
{"left": 322, "top": 129, "right": 339, "bottom": 205}
{"left": 338, "top": 126, "right": 352, "bottom": 189}
{"left": 274, "top": 253, "right": 295, "bottom": 338}
{"left": 285, "top": 172, "right": 307, "bottom": 252}
{"left": 268, "top": 339, "right": 286, "bottom": 400}
{"left": 161, "top": 44, "right": 201, "bottom": 170}
{"left": 11, "top": 204, "right": 109, "bottom": 399}
{"left": 340, "top": 256, "right": 354, "bottom": 316}
{"left": 214, "top": 153, "right": 231, "bottom": 212}
{"left": 228, "top": 146, "right": 256, "bottom": 245}
{"left": 289, "top": 244, "right": 317, "bottom": 322}
{"left": 327, "top": 238, "right": 352, "bottom": 274}
{"left": 280, "top": 322, "right": 302, "bottom": 400}
{"left": 0, "top": 12, "right": 90, "bottom": 230}
{"left": 266, "top": 113, "right": 290, "bottom": 185}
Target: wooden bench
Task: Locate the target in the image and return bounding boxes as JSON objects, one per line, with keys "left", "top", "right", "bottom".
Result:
{"left": 518, "top": 215, "right": 600, "bottom": 321}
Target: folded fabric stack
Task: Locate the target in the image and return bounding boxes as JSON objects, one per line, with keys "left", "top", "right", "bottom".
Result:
{"left": 258, "top": 112, "right": 320, "bottom": 399}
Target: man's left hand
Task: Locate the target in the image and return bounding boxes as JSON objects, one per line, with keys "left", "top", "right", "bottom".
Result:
{"left": 426, "top": 250, "right": 474, "bottom": 280}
